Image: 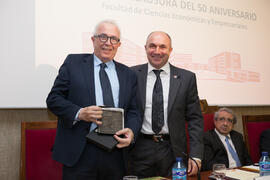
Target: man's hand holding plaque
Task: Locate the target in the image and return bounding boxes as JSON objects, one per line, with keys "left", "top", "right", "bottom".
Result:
{"left": 97, "top": 107, "right": 124, "bottom": 134}
{"left": 114, "top": 128, "right": 134, "bottom": 148}
{"left": 86, "top": 107, "right": 132, "bottom": 151}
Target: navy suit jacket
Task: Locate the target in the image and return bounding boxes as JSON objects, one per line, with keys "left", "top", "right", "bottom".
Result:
{"left": 260, "top": 128, "right": 270, "bottom": 155}
{"left": 46, "top": 54, "right": 141, "bottom": 166}
{"left": 202, "top": 129, "right": 253, "bottom": 171}
{"left": 131, "top": 63, "right": 204, "bottom": 160}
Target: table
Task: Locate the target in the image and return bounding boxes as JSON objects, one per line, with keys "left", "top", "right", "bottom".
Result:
{"left": 147, "top": 167, "right": 259, "bottom": 179}
{"left": 187, "top": 167, "right": 260, "bottom": 180}
{"left": 187, "top": 170, "right": 211, "bottom": 180}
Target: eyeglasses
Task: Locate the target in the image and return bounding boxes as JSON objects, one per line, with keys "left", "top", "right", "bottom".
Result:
{"left": 94, "top": 34, "right": 120, "bottom": 45}
{"left": 217, "top": 117, "right": 234, "bottom": 123}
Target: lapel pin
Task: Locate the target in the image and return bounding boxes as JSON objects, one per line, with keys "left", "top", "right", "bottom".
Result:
{"left": 173, "top": 75, "right": 179, "bottom": 79}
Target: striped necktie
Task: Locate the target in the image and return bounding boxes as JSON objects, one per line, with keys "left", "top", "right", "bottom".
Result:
{"left": 152, "top": 70, "right": 164, "bottom": 134}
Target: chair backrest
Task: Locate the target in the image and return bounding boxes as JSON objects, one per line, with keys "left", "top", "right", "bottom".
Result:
{"left": 242, "top": 115, "right": 270, "bottom": 163}
{"left": 20, "top": 121, "right": 62, "bottom": 180}
{"left": 200, "top": 99, "right": 217, "bottom": 131}
{"left": 186, "top": 100, "right": 217, "bottom": 152}
{"left": 185, "top": 113, "right": 215, "bottom": 154}
{"left": 203, "top": 113, "right": 215, "bottom": 132}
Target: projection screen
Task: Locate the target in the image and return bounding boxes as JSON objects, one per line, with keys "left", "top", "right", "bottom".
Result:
{"left": 1, "top": 0, "right": 270, "bottom": 107}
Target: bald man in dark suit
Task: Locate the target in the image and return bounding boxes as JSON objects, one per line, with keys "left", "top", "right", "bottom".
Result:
{"left": 128, "top": 31, "right": 203, "bottom": 178}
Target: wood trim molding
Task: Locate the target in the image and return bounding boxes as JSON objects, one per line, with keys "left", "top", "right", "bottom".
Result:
{"left": 200, "top": 99, "right": 218, "bottom": 114}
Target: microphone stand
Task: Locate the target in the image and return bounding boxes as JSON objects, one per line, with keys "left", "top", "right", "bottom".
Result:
{"left": 182, "top": 152, "right": 201, "bottom": 180}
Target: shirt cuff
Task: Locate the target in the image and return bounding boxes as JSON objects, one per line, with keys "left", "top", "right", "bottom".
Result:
{"left": 73, "top": 108, "right": 81, "bottom": 125}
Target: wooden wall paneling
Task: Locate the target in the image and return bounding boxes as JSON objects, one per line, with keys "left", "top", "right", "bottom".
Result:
{"left": 0, "top": 109, "right": 56, "bottom": 180}
{"left": 0, "top": 106, "right": 270, "bottom": 179}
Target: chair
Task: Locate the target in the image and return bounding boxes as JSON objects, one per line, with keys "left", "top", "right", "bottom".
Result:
{"left": 186, "top": 100, "right": 217, "bottom": 152}
{"left": 203, "top": 113, "right": 215, "bottom": 131}
{"left": 200, "top": 99, "right": 217, "bottom": 131}
{"left": 20, "top": 121, "right": 62, "bottom": 180}
{"left": 242, "top": 115, "right": 270, "bottom": 163}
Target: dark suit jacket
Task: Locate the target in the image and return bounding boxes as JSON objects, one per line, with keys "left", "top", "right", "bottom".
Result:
{"left": 46, "top": 54, "right": 141, "bottom": 167}
{"left": 260, "top": 128, "right": 270, "bottom": 155}
{"left": 131, "top": 63, "right": 203, "bottom": 159}
{"left": 202, "top": 129, "right": 253, "bottom": 171}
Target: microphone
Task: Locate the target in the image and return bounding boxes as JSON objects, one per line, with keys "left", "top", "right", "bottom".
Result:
{"left": 182, "top": 152, "right": 201, "bottom": 180}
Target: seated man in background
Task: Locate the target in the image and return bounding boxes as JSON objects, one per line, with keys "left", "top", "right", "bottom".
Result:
{"left": 202, "top": 107, "right": 252, "bottom": 171}
{"left": 260, "top": 128, "right": 270, "bottom": 155}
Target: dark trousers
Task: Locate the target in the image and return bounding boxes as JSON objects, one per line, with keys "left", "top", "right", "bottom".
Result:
{"left": 63, "top": 143, "right": 125, "bottom": 180}
{"left": 128, "top": 134, "right": 175, "bottom": 178}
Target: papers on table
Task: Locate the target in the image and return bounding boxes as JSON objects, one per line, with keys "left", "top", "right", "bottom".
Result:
{"left": 225, "top": 169, "right": 259, "bottom": 180}
{"left": 254, "top": 175, "right": 270, "bottom": 180}
{"left": 242, "top": 165, "right": 260, "bottom": 172}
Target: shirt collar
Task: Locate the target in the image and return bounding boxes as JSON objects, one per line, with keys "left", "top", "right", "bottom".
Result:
{"left": 215, "top": 128, "right": 231, "bottom": 141}
{"left": 147, "top": 61, "right": 170, "bottom": 75}
{"left": 93, "top": 54, "right": 114, "bottom": 69}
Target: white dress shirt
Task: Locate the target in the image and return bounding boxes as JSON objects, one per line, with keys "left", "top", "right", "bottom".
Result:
{"left": 141, "top": 62, "right": 170, "bottom": 135}
{"left": 215, "top": 129, "right": 238, "bottom": 168}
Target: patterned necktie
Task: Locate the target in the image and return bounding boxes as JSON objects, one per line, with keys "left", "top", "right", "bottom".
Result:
{"left": 99, "top": 63, "right": 114, "bottom": 107}
{"left": 152, "top": 70, "right": 164, "bottom": 134}
{"left": 225, "top": 136, "right": 241, "bottom": 167}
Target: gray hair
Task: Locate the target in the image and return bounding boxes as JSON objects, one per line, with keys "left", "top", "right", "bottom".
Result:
{"left": 214, "top": 107, "right": 237, "bottom": 124}
{"left": 93, "top": 20, "right": 121, "bottom": 38}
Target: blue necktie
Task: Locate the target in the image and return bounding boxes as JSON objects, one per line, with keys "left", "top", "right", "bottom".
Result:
{"left": 225, "top": 136, "right": 241, "bottom": 167}
{"left": 152, "top": 70, "right": 164, "bottom": 134}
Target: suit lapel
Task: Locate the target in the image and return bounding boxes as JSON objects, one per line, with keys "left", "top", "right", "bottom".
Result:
{"left": 167, "top": 64, "right": 182, "bottom": 116}
{"left": 230, "top": 132, "right": 241, "bottom": 159}
{"left": 212, "top": 130, "right": 230, "bottom": 167}
{"left": 212, "top": 130, "right": 228, "bottom": 154}
{"left": 115, "top": 61, "right": 126, "bottom": 108}
{"left": 82, "top": 54, "right": 96, "bottom": 104}
{"left": 137, "top": 64, "right": 148, "bottom": 112}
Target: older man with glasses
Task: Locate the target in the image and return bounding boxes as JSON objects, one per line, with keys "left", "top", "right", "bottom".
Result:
{"left": 201, "top": 107, "right": 253, "bottom": 171}
{"left": 46, "top": 20, "right": 141, "bottom": 180}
